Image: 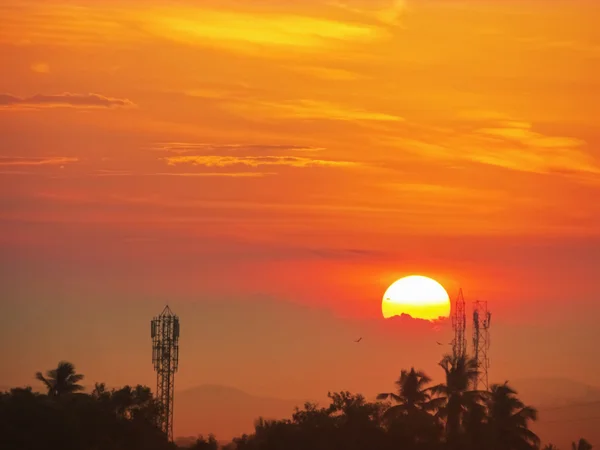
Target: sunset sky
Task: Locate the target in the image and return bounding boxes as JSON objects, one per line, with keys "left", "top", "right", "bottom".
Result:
{"left": 1, "top": 0, "right": 600, "bottom": 436}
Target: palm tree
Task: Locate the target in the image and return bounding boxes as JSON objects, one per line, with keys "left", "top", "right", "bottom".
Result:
{"left": 486, "top": 382, "right": 540, "bottom": 450}
{"left": 378, "top": 368, "right": 443, "bottom": 446}
{"left": 462, "top": 390, "right": 488, "bottom": 450}
{"left": 572, "top": 439, "right": 593, "bottom": 450}
{"left": 431, "top": 354, "right": 481, "bottom": 448}
{"left": 377, "top": 368, "right": 435, "bottom": 416}
{"left": 35, "top": 361, "right": 84, "bottom": 397}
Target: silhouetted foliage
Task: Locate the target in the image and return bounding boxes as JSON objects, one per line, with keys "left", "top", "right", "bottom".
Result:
{"left": 187, "top": 434, "right": 219, "bottom": 450}
{"left": 0, "top": 362, "right": 174, "bottom": 450}
{"left": 35, "top": 361, "right": 84, "bottom": 397}
{"left": 0, "top": 357, "right": 592, "bottom": 450}
{"left": 572, "top": 439, "right": 593, "bottom": 450}
{"left": 486, "top": 382, "right": 539, "bottom": 450}
{"left": 431, "top": 354, "right": 481, "bottom": 449}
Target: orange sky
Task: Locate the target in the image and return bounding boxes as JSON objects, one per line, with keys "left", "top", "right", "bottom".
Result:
{"left": 1, "top": 0, "right": 600, "bottom": 437}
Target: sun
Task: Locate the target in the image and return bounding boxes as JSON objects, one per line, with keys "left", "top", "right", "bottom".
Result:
{"left": 382, "top": 275, "right": 450, "bottom": 321}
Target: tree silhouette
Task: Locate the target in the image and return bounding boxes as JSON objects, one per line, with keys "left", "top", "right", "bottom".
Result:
{"left": 0, "top": 364, "right": 174, "bottom": 450}
{"left": 461, "top": 387, "right": 487, "bottom": 450}
{"left": 378, "top": 368, "right": 443, "bottom": 448}
{"left": 35, "top": 361, "right": 84, "bottom": 397}
{"left": 431, "top": 354, "right": 481, "bottom": 448}
{"left": 486, "top": 382, "right": 539, "bottom": 450}
{"left": 188, "top": 434, "right": 218, "bottom": 450}
{"left": 0, "top": 357, "right": 581, "bottom": 450}
{"left": 377, "top": 368, "right": 436, "bottom": 416}
{"left": 572, "top": 439, "right": 593, "bottom": 450}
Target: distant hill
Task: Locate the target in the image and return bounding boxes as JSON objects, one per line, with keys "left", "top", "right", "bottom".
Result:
{"left": 494, "top": 378, "right": 600, "bottom": 449}
{"left": 511, "top": 377, "right": 600, "bottom": 407}
{"left": 174, "top": 384, "right": 308, "bottom": 440}
{"left": 173, "top": 379, "right": 600, "bottom": 448}
{"left": 5, "top": 379, "right": 598, "bottom": 448}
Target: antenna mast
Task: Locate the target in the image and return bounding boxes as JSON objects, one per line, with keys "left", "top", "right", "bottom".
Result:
{"left": 151, "top": 305, "right": 180, "bottom": 441}
{"left": 472, "top": 300, "right": 491, "bottom": 391}
{"left": 451, "top": 289, "right": 467, "bottom": 359}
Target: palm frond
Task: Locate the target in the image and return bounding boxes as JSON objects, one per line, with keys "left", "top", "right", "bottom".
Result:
{"left": 377, "top": 393, "right": 393, "bottom": 401}
{"left": 35, "top": 372, "right": 54, "bottom": 394}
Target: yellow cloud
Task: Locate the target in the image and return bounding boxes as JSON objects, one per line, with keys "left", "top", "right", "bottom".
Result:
{"left": 330, "top": 0, "right": 406, "bottom": 26}
{"left": 145, "top": 8, "right": 384, "bottom": 49}
{"left": 467, "top": 121, "right": 595, "bottom": 174}
{"left": 0, "top": 4, "right": 139, "bottom": 46}
{"left": 477, "top": 126, "right": 586, "bottom": 149}
{"left": 386, "top": 115, "right": 598, "bottom": 177}
{"left": 0, "top": 156, "right": 78, "bottom": 166}
{"left": 155, "top": 172, "right": 272, "bottom": 178}
{"left": 228, "top": 99, "right": 403, "bottom": 122}
{"left": 151, "top": 143, "right": 326, "bottom": 154}
{"left": 93, "top": 169, "right": 273, "bottom": 178}
{"left": 0, "top": 3, "right": 386, "bottom": 51}
{"left": 162, "top": 155, "right": 357, "bottom": 168}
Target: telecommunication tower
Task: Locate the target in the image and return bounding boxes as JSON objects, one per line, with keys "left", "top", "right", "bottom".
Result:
{"left": 151, "top": 305, "right": 180, "bottom": 441}
{"left": 451, "top": 289, "right": 467, "bottom": 359}
{"left": 472, "top": 301, "right": 491, "bottom": 391}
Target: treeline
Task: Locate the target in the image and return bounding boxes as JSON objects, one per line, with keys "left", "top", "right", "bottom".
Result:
{"left": 0, "top": 357, "right": 593, "bottom": 450}
{"left": 0, "top": 361, "right": 173, "bottom": 450}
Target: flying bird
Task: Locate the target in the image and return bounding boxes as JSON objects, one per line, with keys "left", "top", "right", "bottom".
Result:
{"left": 355, "top": 337, "right": 362, "bottom": 343}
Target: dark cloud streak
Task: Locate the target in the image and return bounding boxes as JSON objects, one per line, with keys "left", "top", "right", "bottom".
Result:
{"left": 0, "top": 93, "right": 135, "bottom": 108}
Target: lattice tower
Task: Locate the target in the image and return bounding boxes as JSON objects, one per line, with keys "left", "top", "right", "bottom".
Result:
{"left": 151, "top": 305, "right": 180, "bottom": 441}
{"left": 451, "top": 289, "right": 467, "bottom": 360}
{"left": 472, "top": 300, "right": 491, "bottom": 391}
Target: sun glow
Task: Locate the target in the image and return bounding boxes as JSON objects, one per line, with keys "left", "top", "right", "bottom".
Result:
{"left": 382, "top": 275, "right": 451, "bottom": 321}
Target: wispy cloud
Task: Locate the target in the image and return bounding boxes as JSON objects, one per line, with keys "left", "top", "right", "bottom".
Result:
{"left": 309, "top": 247, "right": 383, "bottom": 260}
{"left": 179, "top": 81, "right": 401, "bottom": 123}
{"left": 146, "top": 8, "right": 384, "bottom": 49}
{"left": 0, "top": 156, "right": 78, "bottom": 166}
{"left": 227, "top": 99, "right": 403, "bottom": 122}
{"left": 93, "top": 169, "right": 274, "bottom": 178}
{"left": 468, "top": 120, "right": 597, "bottom": 175}
{"left": 154, "top": 172, "right": 272, "bottom": 178}
{"left": 0, "top": 93, "right": 135, "bottom": 109}
{"left": 151, "top": 143, "right": 326, "bottom": 154}
{"left": 384, "top": 182, "right": 537, "bottom": 208}
{"left": 386, "top": 113, "right": 599, "bottom": 177}
{"left": 476, "top": 125, "right": 585, "bottom": 149}
{"left": 1, "top": 3, "right": 389, "bottom": 51}
{"left": 330, "top": 0, "right": 407, "bottom": 26}
{"left": 162, "top": 155, "right": 358, "bottom": 169}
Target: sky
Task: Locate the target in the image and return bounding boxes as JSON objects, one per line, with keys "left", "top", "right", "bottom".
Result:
{"left": 1, "top": 0, "right": 600, "bottom": 431}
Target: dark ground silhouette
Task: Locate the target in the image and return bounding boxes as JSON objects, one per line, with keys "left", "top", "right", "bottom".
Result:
{"left": 0, "top": 358, "right": 592, "bottom": 450}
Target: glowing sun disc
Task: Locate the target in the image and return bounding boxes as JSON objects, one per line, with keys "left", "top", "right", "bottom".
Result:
{"left": 382, "top": 275, "right": 450, "bottom": 321}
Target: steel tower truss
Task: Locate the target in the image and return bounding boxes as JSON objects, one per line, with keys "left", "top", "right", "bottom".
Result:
{"left": 151, "top": 305, "right": 180, "bottom": 441}
{"left": 472, "top": 300, "right": 491, "bottom": 391}
{"left": 452, "top": 289, "right": 467, "bottom": 360}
